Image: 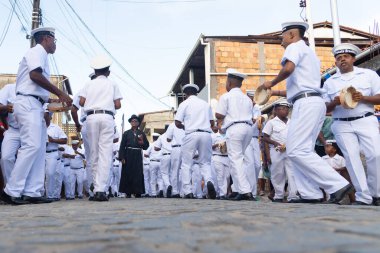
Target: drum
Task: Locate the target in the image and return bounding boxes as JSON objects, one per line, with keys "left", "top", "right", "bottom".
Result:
{"left": 339, "top": 86, "right": 358, "bottom": 109}
{"left": 219, "top": 141, "right": 227, "bottom": 154}
{"left": 47, "top": 102, "right": 70, "bottom": 112}
{"left": 254, "top": 86, "right": 272, "bottom": 105}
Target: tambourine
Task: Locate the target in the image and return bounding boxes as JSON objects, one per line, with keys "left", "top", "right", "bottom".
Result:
{"left": 339, "top": 86, "right": 358, "bottom": 109}
{"left": 47, "top": 102, "right": 70, "bottom": 112}
{"left": 219, "top": 141, "right": 227, "bottom": 154}
{"left": 254, "top": 86, "right": 272, "bottom": 105}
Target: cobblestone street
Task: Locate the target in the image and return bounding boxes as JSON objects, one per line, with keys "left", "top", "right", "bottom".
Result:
{"left": 0, "top": 198, "right": 379, "bottom": 253}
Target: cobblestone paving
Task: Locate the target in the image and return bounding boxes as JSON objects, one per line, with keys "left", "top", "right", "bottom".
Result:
{"left": 0, "top": 197, "right": 379, "bottom": 253}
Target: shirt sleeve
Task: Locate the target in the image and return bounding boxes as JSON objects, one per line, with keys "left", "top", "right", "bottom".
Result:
{"left": 174, "top": 103, "right": 185, "bottom": 123}
{"left": 281, "top": 43, "right": 301, "bottom": 66}
{"left": 113, "top": 82, "right": 123, "bottom": 100}
{"left": 78, "top": 84, "right": 88, "bottom": 99}
{"left": 370, "top": 70, "right": 380, "bottom": 95}
{"left": 253, "top": 105, "right": 261, "bottom": 120}
{"left": 0, "top": 85, "right": 10, "bottom": 105}
{"left": 72, "top": 94, "right": 81, "bottom": 109}
{"left": 215, "top": 94, "right": 227, "bottom": 116}
{"left": 155, "top": 137, "right": 162, "bottom": 149}
{"left": 262, "top": 120, "right": 273, "bottom": 136}
{"left": 57, "top": 127, "right": 67, "bottom": 139}
{"left": 339, "top": 156, "right": 346, "bottom": 168}
{"left": 25, "top": 47, "right": 47, "bottom": 72}
{"left": 166, "top": 124, "right": 174, "bottom": 140}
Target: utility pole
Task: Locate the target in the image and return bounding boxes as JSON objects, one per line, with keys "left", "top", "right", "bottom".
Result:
{"left": 30, "top": 0, "right": 41, "bottom": 47}
{"left": 305, "top": 0, "right": 315, "bottom": 51}
{"left": 330, "top": 0, "right": 341, "bottom": 46}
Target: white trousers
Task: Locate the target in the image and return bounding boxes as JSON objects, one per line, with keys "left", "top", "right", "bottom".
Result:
{"left": 180, "top": 132, "right": 213, "bottom": 195}
{"left": 244, "top": 137, "right": 262, "bottom": 197}
{"left": 70, "top": 168, "right": 84, "bottom": 197}
{"left": 1, "top": 127, "right": 21, "bottom": 184}
{"left": 269, "top": 148, "right": 298, "bottom": 200}
{"left": 160, "top": 154, "right": 172, "bottom": 191}
{"left": 170, "top": 146, "right": 181, "bottom": 195}
{"left": 5, "top": 96, "right": 46, "bottom": 197}
{"left": 53, "top": 161, "right": 64, "bottom": 199}
{"left": 149, "top": 161, "right": 163, "bottom": 196}
{"left": 82, "top": 122, "right": 93, "bottom": 196}
{"left": 86, "top": 114, "right": 114, "bottom": 193}
{"left": 226, "top": 123, "right": 252, "bottom": 194}
{"left": 45, "top": 151, "right": 60, "bottom": 198}
{"left": 107, "top": 165, "right": 121, "bottom": 194}
{"left": 191, "top": 163, "right": 203, "bottom": 198}
{"left": 332, "top": 115, "right": 380, "bottom": 204}
{"left": 287, "top": 96, "right": 348, "bottom": 199}
{"left": 63, "top": 165, "right": 72, "bottom": 198}
{"left": 212, "top": 155, "right": 230, "bottom": 197}
{"left": 143, "top": 163, "right": 151, "bottom": 195}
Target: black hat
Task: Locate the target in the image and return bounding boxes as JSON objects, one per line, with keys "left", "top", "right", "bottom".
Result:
{"left": 128, "top": 114, "right": 140, "bottom": 123}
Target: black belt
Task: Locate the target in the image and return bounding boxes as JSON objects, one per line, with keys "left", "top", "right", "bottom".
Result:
{"left": 71, "top": 167, "right": 83, "bottom": 170}
{"left": 150, "top": 159, "right": 160, "bottom": 162}
{"left": 195, "top": 129, "right": 211, "bottom": 133}
{"left": 8, "top": 124, "right": 19, "bottom": 130}
{"left": 16, "top": 93, "right": 45, "bottom": 105}
{"left": 64, "top": 164, "right": 70, "bottom": 167}
{"left": 57, "top": 158, "right": 60, "bottom": 161}
{"left": 162, "top": 153, "right": 171, "bottom": 156}
{"left": 334, "top": 112, "right": 373, "bottom": 122}
{"left": 213, "top": 154, "right": 228, "bottom": 157}
{"left": 291, "top": 92, "right": 321, "bottom": 104}
{"left": 46, "top": 149, "right": 58, "bottom": 153}
{"left": 144, "top": 163, "right": 149, "bottom": 166}
{"left": 226, "top": 121, "right": 252, "bottom": 130}
{"left": 86, "top": 110, "right": 114, "bottom": 117}
{"left": 172, "top": 145, "right": 181, "bottom": 148}
{"left": 253, "top": 136, "right": 258, "bottom": 139}
{"left": 80, "top": 117, "right": 86, "bottom": 123}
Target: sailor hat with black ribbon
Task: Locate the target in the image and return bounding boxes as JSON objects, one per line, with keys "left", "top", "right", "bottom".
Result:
{"left": 31, "top": 27, "right": 55, "bottom": 37}
{"left": 274, "top": 99, "right": 291, "bottom": 108}
{"left": 90, "top": 55, "right": 112, "bottom": 70}
{"left": 227, "top": 68, "right": 247, "bottom": 80}
{"left": 246, "top": 89, "right": 255, "bottom": 97}
{"left": 182, "top": 84, "right": 199, "bottom": 92}
{"left": 281, "top": 21, "right": 309, "bottom": 33}
{"left": 332, "top": 43, "right": 361, "bottom": 57}
{"left": 152, "top": 133, "right": 161, "bottom": 137}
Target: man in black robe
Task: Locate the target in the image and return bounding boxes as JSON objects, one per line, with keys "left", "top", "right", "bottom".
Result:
{"left": 118, "top": 114, "right": 149, "bottom": 197}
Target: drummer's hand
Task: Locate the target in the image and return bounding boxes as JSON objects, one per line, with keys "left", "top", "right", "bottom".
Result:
{"left": 75, "top": 124, "right": 82, "bottom": 133}
{"left": 261, "top": 81, "right": 273, "bottom": 90}
{"left": 352, "top": 91, "right": 363, "bottom": 102}
{"left": 332, "top": 96, "right": 341, "bottom": 106}
{"left": 58, "top": 93, "right": 73, "bottom": 107}
{"left": 48, "top": 98, "right": 60, "bottom": 103}
{"left": 7, "top": 104, "right": 13, "bottom": 113}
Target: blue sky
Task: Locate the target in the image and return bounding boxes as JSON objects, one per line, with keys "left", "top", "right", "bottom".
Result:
{"left": 0, "top": 0, "right": 379, "bottom": 127}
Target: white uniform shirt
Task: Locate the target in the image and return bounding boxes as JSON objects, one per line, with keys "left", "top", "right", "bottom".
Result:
{"left": 66, "top": 146, "right": 85, "bottom": 169}
{"left": 155, "top": 133, "right": 172, "bottom": 154}
{"left": 16, "top": 44, "right": 50, "bottom": 101}
{"left": 0, "top": 83, "right": 18, "bottom": 128}
{"left": 322, "top": 154, "right": 346, "bottom": 170}
{"left": 323, "top": 67, "right": 380, "bottom": 118}
{"left": 211, "top": 132, "right": 227, "bottom": 155}
{"left": 72, "top": 91, "right": 86, "bottom": 123}
{"left": 146, "top": 142, "right": 162, "bottom": 161}
{"left": 79, "top": 75, "right": 123, "bottom": 114}
{"left": 262, "top": 116, "right": 290, "bottom": 147}
{"left": 175, "top": 95, "right": 213, "bottom": 134}
{"left": 252, "top": 104, "right": 262, "bottom": 137}
{"left": 166, "top": 122, "right": 185, "bottom": 146}
{"left": 281, "top": 40, "right": 322, "bottom": 101}
{"left": 216, "top": 88, "right": 253, "bottom": 131}
{"left": 46, "top": 123, "right": 67, "bottom": 151}
{"left": 61, "top": 144, "right": 71, "bottom": 165}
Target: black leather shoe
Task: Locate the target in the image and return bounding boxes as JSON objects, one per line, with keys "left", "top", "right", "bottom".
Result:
{"left": 94, "top": 192, "right": 109, "bottom": 202}
{"left": 22, "top": 195, "right": 52, "bottom": 204}
{"left": 166, "top": 185, "right": 172, "bottom": 198}
{"left": 207, "top": 181, "right": 216, "bottom": 199}
{"left": 0, "top": 191, "right": 30, "bottom": 205}
{"left": 158, "top": 190, "right": 164, "bottom": 198}
{"left": 327, "top": 184, "right": 354, "bottom": 204}
{"left": 288, "top": 198, "right": 323, "bottom": 204}
{"left": 230, "top": 192, "right": 254, "bottom": 201}
{"left": 171, "top": 194, "right": 180, "bottom": 198}
{"left": 372, "top": 197, "right": 380, "bottom": 206}
{"left": 88, "top": 196, "right": 95, "bottom": 201}
{"left": 219, "top": 195, "right": 228, "bottom": 200}
{"left": 351, "top": 201, "right": 370, "bottom": 206}
{"left": 184, "top": 193, "right": 194, "bottom": 199}
{"left": 228, "top": 192, "right": 238, "bottom": 199}
{"left": 272, "top": 198, "right": 284, "bottom": 203}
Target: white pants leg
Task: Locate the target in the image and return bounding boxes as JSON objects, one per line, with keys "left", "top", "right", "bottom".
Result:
{"left": 143, "top": 164, "right": 151, "bottom": 195}
{"left": 63, "top": 165, "right": 71, "bottom": 198}
{"left": 5, "top": 96, "right": 46, "bottom": 197}
{"left": 75, "top": 168, "right": 84, "bottom": 197}
{"left": 86, "top": 114, "right": 114, "bottom": 193}
{"left": 226, "top": 123, "right": 252, "bottom": 194}
{"left": 170, "top": 147, "right": 181, "bottom": 195}
{"left": 45, "top": 151, "right": 59, "bottom": 198}
{"left": 1, "top": 127, "right": 21, "bottom": 184}
{"left": 149, "top": 161, "right": 160, "bottom": 196}
{"left": 191, "top": 163, "right": 203, "bottom": 198}
{"left": 54, "top": 160, "right": 64, "bottom": 199}
{"left": 111, "top": 165, "right": 120, "bottom": 194}
{"left": 82, "top": 122, "right": 93, "bottom": 196}
{"left": 284, "top": 158, "right": 298, "bottom": 201}
{"left": 160, "top": 155, "right": 171, "bottom": 191}
{"left": 332, "top": 115, "right": 380, "bottom": 204}
{"left": 269, "top": 148, "right": 288, "bottom": 200}
{"left": 212, "top": 155, "right": 230, "bottom": 197}
{"left": 287, "top": 96, "right": 348, "bottom": 199}
{"left": 244, "top": 138, "right": 261, "bottom": 197}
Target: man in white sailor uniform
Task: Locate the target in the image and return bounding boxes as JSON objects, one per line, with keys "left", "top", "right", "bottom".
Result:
{"left": 0, "top": 83, "right": 20, "bottom": 184}
{"left": 44, "top": 109, "right": 67, "bottom": 200}
{"left": 145, "top": 133, "right": 164, "bottom": 197}
{"left": 215, "top": 69, "right": 254, "bottom": 201}
{"left": 79, "top": 55, "right": 122, "bottom": 201}
{"left": 154, "top": 126, "right": 173, "bottom": 197}
{"left": 61, "top": 144, "right": 74, "bottom": 200}
{"left": 175, "top": 83, "right": 217, "bottom": 199}
{"left": 0, "top": 27, "right": 72, "bottom": 205}
{"left": 142, "top": 150, "right": 151, "bottom": 197}
{"left": 258, "top": 21, "right": 351, "bottom": 203}
{"left": 65, "top": 140, "right": 85, "bottom": 199}
{"left": 324, "top": 43, "right": 380, "bottom": 206}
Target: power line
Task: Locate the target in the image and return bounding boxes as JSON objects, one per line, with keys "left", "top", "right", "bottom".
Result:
{"left": 101, "top": 0, "right": 215, "bottom": 3}
{"left": 0, "top": 0, "right": 16, "bottom": 47}
{"left": 7, "top": 0, "right": 28, "bottom": 35}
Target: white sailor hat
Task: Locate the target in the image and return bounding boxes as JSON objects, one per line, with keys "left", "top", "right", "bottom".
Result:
{"left": 332, "top": 43, "right": 361, "bottom": 57}
{"left": 72, "top": 140, "right": 80, "bottom": 145}
{"left": 326, "top": 139, "right": 337, "bottom": 145}
{"left": 274, "top": 99, "right": 291, "bottom": 108}
{"left": 152, "top": 133, "right": 161, "bottom": 137}
{"left": 90, "top": 55, "right": 112, "bottom": 70}
{"left": 246, "top": 90, "right": 255, "bottom": 97}
{"left": 281, "top": 21, "right": 309, "bottom": 33}
{"left": 182, "top": 83, "right": 199, "bottom": 92}
{"left": 227, "top": 68, "right": 247, "bottom": 80}
{"left": 31, "top": 27, "right": 55, "bottom": 37}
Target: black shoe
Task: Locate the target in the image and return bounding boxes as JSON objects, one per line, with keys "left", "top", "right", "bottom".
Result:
{"left": 135, "top": 194, "right": 141, "bottom": 198}
{"left": 372, "top": 197, "right": 380, "bottom": 206}
{"left": 94, "top": 192, "right": 109, "bottom": 202}
{"left": 166, "top": 185, "right": 173, "bottom": 198}
{"left": 0, "top": 191, "right": 30, "bottom": 205}
{"left": 171, "top": 194, "right": 180, "bottom": 198}
{"left": 22, "top": 195, "right": 52, "bottom": 204}
{"left": 230, "top": 193, "right": 254, "bottom": 201}
{"left": 288, "top": 198, "right": 323, "bottom": 204}
{"left": 219, "top": 195, "right": 228, "bottom": 200}
{"left": 126, "top": 194, "right": 132, "bottom": 198}
{"left": 183, "top": 193, "right": 194, "bottom": 199}
{"left": 272, "top": 198, "right": 284, "bottom": 203}
{"left": 47, "top": 198, "right": 60, "bottom": 202}
{"left": 158, "top": 190, "right": 164, "bottom": 198}
{"left": 351, "top": 201, "right": 370, "bottom": 205}
{"left": 228, "top": 192, "right": 238, "bottom": 199}
{"left": 327, "top": 184, "right": 354, "bottom": 204}
{"left": 88, "top": 196, "right": 95, "bottom": 201}
{"left": 206, "top": 181, "right": 216, "bottom": 199}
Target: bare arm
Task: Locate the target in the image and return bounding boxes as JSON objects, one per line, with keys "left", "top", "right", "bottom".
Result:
{"left": 114, "top": 98, "right": 121, "bottom": 110}
{"left": 260, "top": 61, "right": 295, "bottom": 90}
